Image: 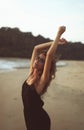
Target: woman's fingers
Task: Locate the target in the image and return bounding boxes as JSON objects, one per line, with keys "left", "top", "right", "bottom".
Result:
{"left": 59, "top": 38, "right": 68, "bottom": 44}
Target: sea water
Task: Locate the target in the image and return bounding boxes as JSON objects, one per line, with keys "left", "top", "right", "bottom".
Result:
{"left": 0, "top": 58, "right": 67, "bottom": 73}
{"left": 0, "top": 58, "right": 30, "bottom": 73}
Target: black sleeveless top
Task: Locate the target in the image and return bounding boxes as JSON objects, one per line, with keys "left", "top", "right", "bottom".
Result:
{"left": 22, "top": 80, "right": 51, "bottom": 130}
{"left": 22, "top": 80, "right": 44, "bottom": 112}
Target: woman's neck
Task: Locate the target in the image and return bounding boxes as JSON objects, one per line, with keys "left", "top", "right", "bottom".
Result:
{"left": 27, "top": 68, "right": 40, "bottom": 85}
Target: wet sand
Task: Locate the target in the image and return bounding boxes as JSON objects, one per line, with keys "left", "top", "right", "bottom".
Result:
{"left": 0, "top": 60, "right": 84, "bottom": 130}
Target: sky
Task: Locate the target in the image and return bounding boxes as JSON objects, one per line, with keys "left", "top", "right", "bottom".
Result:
{"left": 0, "top": 0, "right": 84, "bottom": 43}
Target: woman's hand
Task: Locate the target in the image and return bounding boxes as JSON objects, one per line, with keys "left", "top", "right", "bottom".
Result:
{"left": 59, "top": 38, "right": 68, "bottom": 45}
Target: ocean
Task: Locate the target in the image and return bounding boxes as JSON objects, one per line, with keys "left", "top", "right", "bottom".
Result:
{"left": 0, "top": 58, "right": 67, "bottom": 73}
{"left": 0, "top": 58, "right": 30, "bottom": 73}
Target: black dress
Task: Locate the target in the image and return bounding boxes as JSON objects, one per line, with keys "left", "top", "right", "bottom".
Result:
{"left": 22, "top": 81, "right": 51, "bottom": 130}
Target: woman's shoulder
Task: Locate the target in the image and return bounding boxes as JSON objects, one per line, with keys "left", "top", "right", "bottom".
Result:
{"left": 22, "top": 80, "right": 33, "bottom": 89}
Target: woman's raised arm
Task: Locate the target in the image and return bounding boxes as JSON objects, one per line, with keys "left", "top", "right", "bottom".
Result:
{"left": 47, "top": 26, "right": 66, "bottom": 56}
{"left": 29, "top": 41, "right": 52, "bottom": 71}
{"left": 41, "top": 26, "right": 66, "bottom": 81}
{"left": 29, "top": 27, "right": 67, "bottom": 73}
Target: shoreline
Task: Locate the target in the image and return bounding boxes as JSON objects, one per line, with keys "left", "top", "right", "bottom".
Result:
{"left": 0, "top": 58, "right": 81, "bottom": 73}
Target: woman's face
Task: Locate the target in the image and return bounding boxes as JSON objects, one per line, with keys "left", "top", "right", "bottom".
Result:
{"left": 33, "top": 53, "right": 46, "bottom": 70}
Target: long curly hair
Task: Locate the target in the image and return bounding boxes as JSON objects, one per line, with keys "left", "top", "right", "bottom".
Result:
{"left": 39, "top": 50, "right": 58, "bottom": 94}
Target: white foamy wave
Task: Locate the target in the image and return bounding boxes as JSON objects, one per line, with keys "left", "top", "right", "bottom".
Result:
{"left": 56, "top": 61, "right": 67, "bottom": 67}
{"left": 0, "top": 58, "right": 30, "bottom": 73}
{"left": 0, "top": 58, "right": 67, "bottom": 73}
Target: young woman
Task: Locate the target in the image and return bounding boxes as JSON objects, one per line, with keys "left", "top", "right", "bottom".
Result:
{"left": 22, "top": 26, "right": 67, "bottom": 130}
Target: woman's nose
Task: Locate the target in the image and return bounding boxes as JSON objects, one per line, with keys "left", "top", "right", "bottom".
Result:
{"left": 35, "top": 59, "right": 39, "bottom": 64}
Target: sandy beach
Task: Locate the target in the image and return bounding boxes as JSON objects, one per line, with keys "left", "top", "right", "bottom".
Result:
{"left": 0, "top": 60, "right": 84, "bottom": 130}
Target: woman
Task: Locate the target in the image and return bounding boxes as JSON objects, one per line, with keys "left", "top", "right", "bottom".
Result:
{"left": 22, "top": 26, "right": 67, "bottom": 130}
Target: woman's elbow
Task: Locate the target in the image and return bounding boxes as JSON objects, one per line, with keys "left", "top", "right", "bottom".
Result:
{"left": 33, "top": 46, "right": 39, "bottom": 54}
{"left": 34, "top": 45, "right": 41, "bottom": 52}
{"left": 34, "top": 45, "right": 38, "bottom": 50}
